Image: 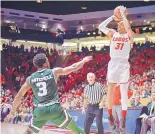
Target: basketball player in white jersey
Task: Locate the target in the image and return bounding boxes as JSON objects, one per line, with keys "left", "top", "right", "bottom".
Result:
{"left": 98, "top": 6, "right": 134, "bottom": 133}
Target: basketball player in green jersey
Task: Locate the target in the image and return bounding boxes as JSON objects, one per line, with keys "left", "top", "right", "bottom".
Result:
{"left": 6, "top": 53, "right": 92, "bottom": 134}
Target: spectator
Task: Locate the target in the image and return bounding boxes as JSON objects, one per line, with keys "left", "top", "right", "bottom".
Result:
{"left": 152, "top": 79, "right": 155, "bottom": 87}
{"left": 141, "top": 90, "right": 150, "bottom": 98}
{"left": 131, "top": 94, "right": 143, "bottom": 107}
{"left": 135, "top": 88, "right": 155, "bottom": 134}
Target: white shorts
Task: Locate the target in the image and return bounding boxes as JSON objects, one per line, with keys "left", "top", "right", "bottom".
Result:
{"left": 107, "top": 59, "right": 130, "bottom": 84}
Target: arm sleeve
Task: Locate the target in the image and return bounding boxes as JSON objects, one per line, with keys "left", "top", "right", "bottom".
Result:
{"left": 98, "top": 16, "right": 114, "bottom": 34}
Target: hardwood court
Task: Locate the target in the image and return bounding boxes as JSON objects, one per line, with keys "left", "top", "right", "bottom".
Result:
{"left": 1, "top": 123, "right": 71, "bottom": 134}
{"left": 1, "top": 123, "right": 112, "bottom": 134}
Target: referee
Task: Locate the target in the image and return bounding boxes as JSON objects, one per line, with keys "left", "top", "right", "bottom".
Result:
{"left": 82, "top": 73, "right": 106, "bottom": 134}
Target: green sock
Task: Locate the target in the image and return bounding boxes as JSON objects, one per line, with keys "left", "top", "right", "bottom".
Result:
{"left": 66, "top": 119, "right": 85, "bottom": 134}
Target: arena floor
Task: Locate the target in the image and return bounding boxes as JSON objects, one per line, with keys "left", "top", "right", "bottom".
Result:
{"left": 1, "top": 123, "right": 111, "bottom": 134}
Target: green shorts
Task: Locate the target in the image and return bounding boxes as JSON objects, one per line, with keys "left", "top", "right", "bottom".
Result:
{"left": 28, "top": 103, "right": 72, "bottom": 133}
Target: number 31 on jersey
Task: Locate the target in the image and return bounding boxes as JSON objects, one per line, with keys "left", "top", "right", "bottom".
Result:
{"left": 115, "top": 43, "right": 124, "bottom": 50}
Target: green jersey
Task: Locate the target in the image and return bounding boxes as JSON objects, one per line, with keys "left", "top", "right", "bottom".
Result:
{"left": 29, "top": 69, "right": 59, "bottom": 105}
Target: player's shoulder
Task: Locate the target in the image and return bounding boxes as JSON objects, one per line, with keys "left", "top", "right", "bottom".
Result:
{"left": 29, "top": 69, "right": 45, "bottom": 78}
{"left": 29, "top": 71, "right": 36, "bottom": 78}
{"left": 46, "top": 68, "right": 53, "bottom": 72}
{"left": 26, "top": 76, "right": 31, "bottom": 83}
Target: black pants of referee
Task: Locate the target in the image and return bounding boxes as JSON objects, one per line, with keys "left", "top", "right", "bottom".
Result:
{"left": 84, "top": 104, "right": 104, "bottom": 134}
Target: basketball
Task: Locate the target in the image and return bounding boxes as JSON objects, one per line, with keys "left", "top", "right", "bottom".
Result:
{"left": 114, "top": 6, "right": 127, "bottom": 19}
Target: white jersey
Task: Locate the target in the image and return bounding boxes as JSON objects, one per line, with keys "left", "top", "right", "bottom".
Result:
{"left": 110, "top": 32, "right": 131, "bottom": 60}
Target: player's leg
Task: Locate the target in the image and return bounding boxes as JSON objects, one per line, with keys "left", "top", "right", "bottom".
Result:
{"left": 112, "top": 105, "right": 120, "bottom": 134}
{"left": 116, "top": 105, "right": 122, "bottom": 133}
{"left": 120, "top": 83, "right": 129, "bottom": 116}
{"left": 23, "top": 128, "right": 33, "bottom": 134}
{"left": 50, "top": 104, "right": 85, "bottom": 134}
{"left": 27, "top": 103, "right": 85, "bottom": 134}
{"left": 107, "top": 61, "right": 118, "bottom": 129}
{"left": 119, "top": 65, "right": 130, "bottom": 133}
{"left": 23, "top": 107, "right": 47, "bottom": 134}
{"left": 66, "top": 118, "right": 85, "bottom": 134}
{"left": 107, "top": 82, "right": 116, "bottom": 126}
{"left": 119, "top": 82, "right": 129, "bottom": 134}
{"left": 27, "top": 116, "right": 46, "bottom": 134}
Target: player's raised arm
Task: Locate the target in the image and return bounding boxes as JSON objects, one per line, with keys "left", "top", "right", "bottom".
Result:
{"left": 10, "top": 78, "right": 30, "bottom": 115}
{"left": 53, "top": 56, "right": 92, "bottom": 79}
{"left": 119, "top": 6, "right": 135, "bottom": 42}
{"left": 5, "top": 77, "right": 31, "bottom": 121}
{"left": 98, "top": 16, "right": 116, "bottom": 39}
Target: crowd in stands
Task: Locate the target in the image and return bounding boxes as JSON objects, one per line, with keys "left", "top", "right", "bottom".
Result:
{"left": 1, "top": 41, "right": 155, "bottom": 124}
{"left": 1, "top": 88, "right": 33, "bottom": 124}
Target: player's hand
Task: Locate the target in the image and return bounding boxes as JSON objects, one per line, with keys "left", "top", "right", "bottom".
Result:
{"left": 112, "top": 15, "right": 122, "bottom": 22}
{"left": 5, "top": 113, "right": 14, "bottom": 123}
{"left": 99, "top": 102, "right": 104, "bottom": 109}
{"left": 82, "top": 108, "right": 86, "bottom": 114}
{"left": 118, "top": 5, "right": 126, "bottom": 15}
{"left": 82, "top": 56, "right": 93, "bottom": 63}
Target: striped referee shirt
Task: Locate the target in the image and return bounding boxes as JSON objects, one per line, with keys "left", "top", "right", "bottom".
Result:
{"left": 84, "top": 82, "right": 106, "bottom": 105}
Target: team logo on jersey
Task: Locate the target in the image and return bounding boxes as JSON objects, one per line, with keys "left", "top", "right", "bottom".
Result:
{"left": 112, "top": 37, "right": 129, "bottom": 42}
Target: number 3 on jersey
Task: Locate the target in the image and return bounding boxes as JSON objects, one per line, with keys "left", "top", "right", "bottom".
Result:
{"left": 115, "top": 43, "right": 124, "bottom": 50}
{"left": 36, "top": 82, "right": 47, "bottom": 96}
